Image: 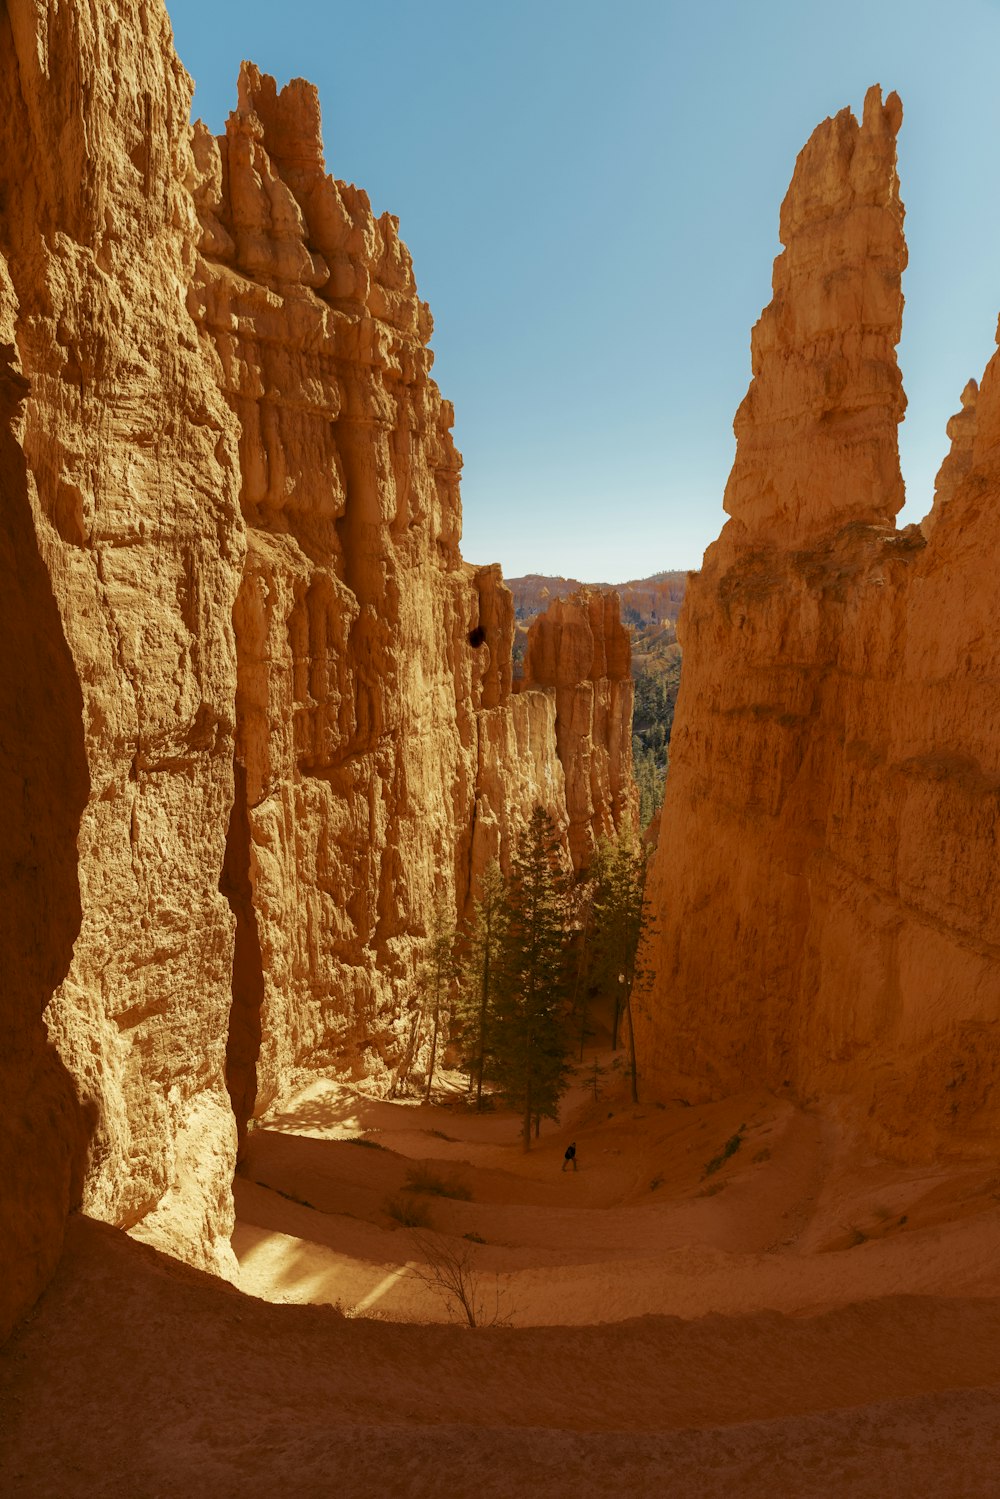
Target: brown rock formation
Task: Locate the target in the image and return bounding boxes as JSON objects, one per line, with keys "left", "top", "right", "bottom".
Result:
{"left": 522, "top": 590, "right": 638, "bottom": 869}
{"left": 923, "top": 378, "right": 978, "bottom": 538}
{"left": 0, "top": 0, "right": 246, "bottom": 1299}
{"left": 186, "top": 63, "right": 619, "bottom": 1125}
{"left": 636, "top": 88, "right": 1000, "bottom": 1161}
{"left": 0, "top": 2, "right": 635, "bottom": 1329}
{"left": 722, "top": 85, "right": 906, "bottom": 549}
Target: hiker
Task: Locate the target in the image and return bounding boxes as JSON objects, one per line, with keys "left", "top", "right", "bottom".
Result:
{"left": 562, "top": 1141, "right": 577, "bottom": 1172}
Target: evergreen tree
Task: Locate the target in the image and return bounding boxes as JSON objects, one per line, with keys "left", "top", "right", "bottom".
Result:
{"left": 419, "top": 891, "right": 458, "bottom": 1102}
{"left": 567, "top": 883, "right": 596, "bottom": 1063}
{"left": 455, "top": 858, "right": 509, "bottom": 1109}
{"left": 591, "top": 829, "right": 650, "bottom": 1103}
{"left": 488, "top": 807, "right": 573, "bottom": 1150}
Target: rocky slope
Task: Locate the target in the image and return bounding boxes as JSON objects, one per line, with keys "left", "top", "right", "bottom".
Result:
{"left": 636, "top": 87, "right": 1000, "bottom": 1161}
{"left": 0, "top": 0, "right": 635, "bottom": 1339}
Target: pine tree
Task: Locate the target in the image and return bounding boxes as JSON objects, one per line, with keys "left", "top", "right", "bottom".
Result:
{"left": 591, "top": 829, "right": 650, "bottom": 1103}
{"left": 419, "top": 891, "right": 458, "bottom": 1102}
{"left": 488, "top": 806, "right": 573, "bottom": 1150}
{"left": 455, "top": 858, "right": 509, "bottom": 1109}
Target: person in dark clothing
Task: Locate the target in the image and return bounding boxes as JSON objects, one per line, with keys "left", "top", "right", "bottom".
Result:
{"left": 562, "top": 1141, "right": 577, "bottom": 1172}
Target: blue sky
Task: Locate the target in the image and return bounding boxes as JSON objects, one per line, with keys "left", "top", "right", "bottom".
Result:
{"left": 166, "top": 0, "right": 1000, "bottom": 582}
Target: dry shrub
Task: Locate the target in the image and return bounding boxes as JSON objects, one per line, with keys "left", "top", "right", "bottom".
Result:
{"left": 407, "top": 1232, "right": 512, "bottom": 1328}
{"left": 384, "top": 1193, "right": 434, "bottom": 1229}
{"left": 404, "top": 1163, "right": 473, "bottom": 1200}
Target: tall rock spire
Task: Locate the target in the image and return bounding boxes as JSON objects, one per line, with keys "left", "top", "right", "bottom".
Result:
{"left": 636, "top": 87, "right": 1000, "bottom": 1165}
{"left": 723, "top": 86, "right": 907, "bottom": 548}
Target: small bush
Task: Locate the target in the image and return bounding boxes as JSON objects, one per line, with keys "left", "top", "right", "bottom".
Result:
{"left": 384, "top": 1193, "right": 434, "bottom": 1229}
{"left": 345, "top": 1136, "right": 386, "bottom": 1150}
{"left": 463, "top": 1231, "right": 487, "bottom": 1244}
{"left": 269, "top": 1184, "right": 318, "bottom": 1210}
{"left": 703, "top": 1124, "right": 746, "bottom": 1179}
{"left": 404, "top": 1164, "right": 473, "bottom": 1200}
{"left": 752, "top": 1147, "right": 771, "bottom": 1165}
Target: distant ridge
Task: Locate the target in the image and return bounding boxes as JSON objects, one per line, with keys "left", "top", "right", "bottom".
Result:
{"left": 506, "top": 571, "right": 688, "bottom": 627}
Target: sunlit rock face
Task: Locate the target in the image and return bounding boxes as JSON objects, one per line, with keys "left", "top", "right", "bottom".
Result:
{"left": 187, "top": 65, "right": 637, "bottom": 1131}
{"left": 0, "top": 1, "right": 636, "bottom": 1335}
{"left": 521, "top": 589, "right": 638, "bottom": 871}
{"left": 0, "top": 0, "right": 247, "bottom": 1327}
{"left": 636, "top": 87, "right": 1000, "bottom": 1162}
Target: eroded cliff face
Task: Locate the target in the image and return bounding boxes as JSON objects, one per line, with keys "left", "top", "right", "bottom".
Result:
{"left": 0, "top": 2, "right": 635, "bottom": 1332}
{"left": 636, "top": 87, "right": 1000, "bottom": 1161}
{"left": 0, "top": 0, "right": 246, "bottom": 1304}
{"left": 185, "top": 65, "right": 633, "bottom": 1131}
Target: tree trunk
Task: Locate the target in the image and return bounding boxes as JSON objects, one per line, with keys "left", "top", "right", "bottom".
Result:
{"left": 475, "top": 940, "right": 490, "bottom": 1111}
{"left": 424, "top": 1000, "right": 440, "bottom": 1103}
{"left": 575, "top": 905, "right": 590, "bottom": 1062}
{"left": 624, "top": 988, "right": 639, "bottom": 1104}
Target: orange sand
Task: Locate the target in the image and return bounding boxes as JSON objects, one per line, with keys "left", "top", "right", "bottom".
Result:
{"left": 4, "top": 1058, "right": 1000, "bottom": 1497}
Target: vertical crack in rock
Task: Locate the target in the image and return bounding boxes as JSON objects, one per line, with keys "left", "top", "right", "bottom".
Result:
{"left": 220, "top": 758, "right": 265, "bottom": 1158}
{"left": 0, "top": 328, "right": 91, "bottom": 1340}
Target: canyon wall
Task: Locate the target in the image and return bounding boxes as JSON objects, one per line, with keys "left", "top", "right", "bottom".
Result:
{"left": 0, "top": 0, "right": 248, "bottom": 1307}
{"left": 0, "top": 0, "right": 635, "bottom": 1337}
{"left": 636, "top": 87, "right": 1000, "bottom": 1161}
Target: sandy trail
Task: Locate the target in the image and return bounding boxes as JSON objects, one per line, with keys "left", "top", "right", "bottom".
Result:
{"left": 234, "top": 1064, "right": 1000, "bottom": 1325}
{"left": 5, "top": 1062, "right": 1000, "bottom": 1496}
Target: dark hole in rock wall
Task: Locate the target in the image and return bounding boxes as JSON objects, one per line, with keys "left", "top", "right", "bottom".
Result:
{"left": 468, "top": 626, "right": 486, "bottom": 648}
{"left": 219, "top": 758, "right": 264, "bottom": 1159}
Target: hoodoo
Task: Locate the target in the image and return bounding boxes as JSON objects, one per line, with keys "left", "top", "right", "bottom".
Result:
{"left": 0, "top": 0, "right": 635, "bottom": 1338}
{"left": 636, "top": 87, "right": 1000, "bottom": 1161}
{"left": 520, "top": 588, "right": 638, "bottom": 870}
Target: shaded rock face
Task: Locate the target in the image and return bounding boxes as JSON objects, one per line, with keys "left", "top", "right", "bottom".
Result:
{"left": 0, "top": 270, "right": 91, "bottom": 1346}
{"left": 0, "top": 0, "right": 247, "bottom": 1308}
{"left": 522, "top": 590, "right": 638, "bottom": 870}
{"left": 636, "top": 87, "right": 1000, "bottom": 1161}
{"left": 0, "top": 3, "right": 635, "bottom": 1330}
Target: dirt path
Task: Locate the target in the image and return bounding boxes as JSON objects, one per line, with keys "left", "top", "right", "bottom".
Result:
{"left": 233, "top": 1063, "right": 1000, "bottom": 1325}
